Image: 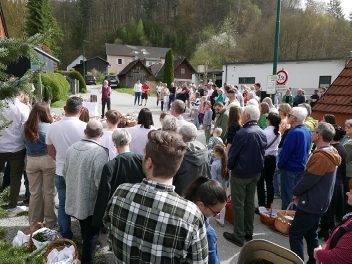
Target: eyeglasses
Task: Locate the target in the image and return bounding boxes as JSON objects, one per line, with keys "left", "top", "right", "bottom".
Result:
{"left": 288, "top": 113, "right": 295, "bottom": 118}
{"left": 346, "top": 126, "right": 351, "bottom": 130}
{"left": 207, "top": 206, "right": 221, "bottom": 217}
{"left": 311, "top": 130, "right": 319, "bottom": 134}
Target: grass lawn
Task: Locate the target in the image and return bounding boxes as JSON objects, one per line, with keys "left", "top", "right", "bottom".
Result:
{"left": 50, "top": 100, "right": 67, "bottom": 108}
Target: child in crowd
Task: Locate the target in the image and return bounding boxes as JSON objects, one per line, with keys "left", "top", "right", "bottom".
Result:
{"left": 161, "top": 83, "right": 170, "bottom": 112}
{"left": 198, "top": 96, "right": 207, "bottom": 129}
{"left": 207, "top": 128, "right": 223, "bottom": 150}
{"left": 211, "top": 144, "right": 229, "bottom": 227}
{"left": 203, "top": 100, "right": 213, "bottom": 144}
{"left": 183, "top": 176, "right": 227, "bottom": 264}
{"left": 191, "top": 92, "right": 201, "bottom": 127}
{"left": 158, "top": 112, "right": 169, "bottom": 130}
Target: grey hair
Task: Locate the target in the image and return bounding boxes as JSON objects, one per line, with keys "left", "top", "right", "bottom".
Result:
{"left": 162, "top": 115, "right": 178, "bottom": 132}
{"left": 299, "top": 103, "right": 312, "bottom": 116}
{"left": 248, "top": 91, "right": 256, "bottom": 99}
{"left": 65, "top": 96, "right": 82, "bottom": 114}
{"left": 316, "top": 122, "right": 335, "bottom": 142}
{"left": 244, "top": 105, "right": 260, "bottom": 121}
{"left": 291, "top": 107, "right": 308, "bottom": 123}
{"left": 112, "top": 128, "right": 132, "bottom": 146}
{"left": 345, "top": 119, "right": 352, "bottom": 127}
{"left": 179, "top": 122, "right": 197, "bottom": 142}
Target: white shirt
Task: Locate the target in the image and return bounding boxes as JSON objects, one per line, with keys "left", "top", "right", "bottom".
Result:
{"left": 46, "top": 116, "right": 86, "bottom": 176}
{"left": 0, "top": 98, "right": 29, "bottom": 153}
{"left": 269, "top": 105, "right": 279, "bottom": 114}
{"left": 264, "top": 126, "right": 281, "bottom": 156}
{"left": 156, "top": 85, "right": 163, "bottom": 93}
{"left": 133, "top": 83, "right": 142, "bottom": 92}
{"left": 100, "top": 129, "right": 118, "bottom": 160}
{"left": 129, "top": 125, "right": 156, "bottom": 156}
{"left": 175, "top": 115, "right": 189, "bottom": 131}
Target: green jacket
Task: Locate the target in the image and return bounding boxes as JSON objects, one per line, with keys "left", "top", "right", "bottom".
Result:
{"left": 259, "top": 114, "right": 268, "bottom": 129}
{"left": 215, "top": 109, "right": 229, "bottom": 143}
{"left": 282, "top": 95, "right": 294, "bottom": 106}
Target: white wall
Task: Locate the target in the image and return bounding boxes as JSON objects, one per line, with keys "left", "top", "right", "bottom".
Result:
{"left": 222, "top": 59, "right": 345, "bottom": 91}
{"left": 67, "top": 55, "right": 85, "bottom": 71}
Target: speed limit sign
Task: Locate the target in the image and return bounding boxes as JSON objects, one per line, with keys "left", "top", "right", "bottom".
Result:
{"left": 277, "top": 70, "right": 288, "bottom": 85}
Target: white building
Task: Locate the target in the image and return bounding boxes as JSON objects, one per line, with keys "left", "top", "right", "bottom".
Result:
{"left": 67, "top": 55, "right": 86, "bottom": 71}
{"left": 222, "top": 58, "right": 345, "bottom": 95}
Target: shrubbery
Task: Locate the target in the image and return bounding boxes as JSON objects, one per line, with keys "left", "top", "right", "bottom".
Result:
{"left": 40, "top": 72, "right": 70, "bottom": 102}
{"left": 57, "top": 70, "right": 87, "bottom": 93}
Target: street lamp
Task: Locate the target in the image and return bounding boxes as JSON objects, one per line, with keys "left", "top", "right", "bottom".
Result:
{"left": 271, "top": 0, "right": 282, "bottom": 102}
{"left": 82, "top": 39, "right": 89, "bottom": 81}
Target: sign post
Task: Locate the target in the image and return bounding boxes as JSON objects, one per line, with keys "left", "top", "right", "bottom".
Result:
{"left": 267, "top": 75, "right": 276, "bottom": 94}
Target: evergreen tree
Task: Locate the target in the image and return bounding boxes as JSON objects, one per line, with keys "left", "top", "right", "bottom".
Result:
{"left": 327, "top": 0, "right": 344, "bottom": 19}
{"left": 163, "top": 49, "right": 174, "bottom": 89}
{"left": 0, "top": 33, "right": 47, "bottom": 131}
{"left": 135, "top": 19, "right": 145, "bottom": 45}
{"left": 25, "top": 0, "right": 62, "bottom": 55}
{"left": 349, "top": 10, "right": 352, "bottom": 27}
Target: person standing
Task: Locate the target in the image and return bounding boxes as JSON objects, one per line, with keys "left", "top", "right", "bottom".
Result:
{"left": 98, "top": 80, "right": 111, "bottom": 119}
{"left": 223, "top": 105, "right": 267, "bottom": 247}
{"left": 214, "top": 102, "right": 229, "bottom": 143}
{"left": 63, "top": 120, "right": 108, "bottom": 263}
{"left": 203, "top": 100, "right": 213, "bottom": 144}
{"left": 141, "top": 81, "right": 150, "bottom": 106}
{"left": 156, "top": 81, "right": 163, "bottom": 106}
{"left": 0, "top": 91, "right": 29, "bottom": 217}
{"left": 133, "top": 80, "right": 142, "bottom": 106}
{"left": 46, "top": 96, "right": 86, "bottom": 239}
{"left": 278, "top": 107, "right": 311, "bottom": 210}
{"left": 22, "top": 102, "right": 56, "bottom": 229}
{"left": 309, "top": 89, "right": 320, "bottom": 108}
{"left": 168, "top": 82, "right": 176, "bottom": 110}
{"left": 99, "top": 110, "right": 120, "bottom": 160}
{"left": 293, "top": 88, "right": 305, "bottom": 107}
{"left": 289, "top": 122, "right": 340, "bottom": 264}
{"left": 103, "top": 130, "right": 208, "bottom": 263}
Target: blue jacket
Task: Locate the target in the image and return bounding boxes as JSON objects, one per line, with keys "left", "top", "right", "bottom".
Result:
{"left": 205, "top": 217, "right": 220, "bottom": 264}
{"left": 203, "top": 109, "right": 213, "bottom": 126}
{"left": 22, "top": 122, "right": 50, "bottom": 157}
{"left": 228, "top": 121, "right": 267, "bottom": 178}
{"left": 293, "top": 147, "right": 341, "bottom": 214}
{"left": 278, "top": 125, "right": 311, "bottom": 172}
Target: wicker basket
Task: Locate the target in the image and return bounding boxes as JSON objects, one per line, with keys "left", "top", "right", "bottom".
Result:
{"left": 274, "top": 202, "right": 296, "bottom": 235}
{"left": 126, "top": 113, "right": 138, "bottom": 127}
{"left": 225, "top": 199, "right": 234, "bottom": 225}
{"left": 44, "top": 238, "right": 79, "bottom": 264}
{"left": 259, "top": 206, "right": 277, "bottom": 226}
{"left": 23, "top": 222, "right": 45, "bottom": 252}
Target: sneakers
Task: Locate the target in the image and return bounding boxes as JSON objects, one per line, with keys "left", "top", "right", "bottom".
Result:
{"left": 7, "top": 206, "right": 27, "bottom": 217}
{"left": 216, "top": 219, "right": 225, "bottom": 227}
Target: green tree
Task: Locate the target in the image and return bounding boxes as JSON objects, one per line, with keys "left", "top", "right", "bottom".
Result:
{"left": 0, "top": 33, "right": 47, "bottom": 131}
{"left": 327, "top": 0, "right": 344, "bottom": 19}
{"left": 163, "top": 49, "right": 174, "bottom": 89}
{"left": 24, "top": 0, "right": 62, "bottom": 55}
{"left": 135, "top": 19, "right": 145, "bottom": 45}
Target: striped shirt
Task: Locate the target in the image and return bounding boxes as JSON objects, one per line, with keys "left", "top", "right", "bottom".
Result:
{"left": 103, "top": 179, "right": 208, "bottom": 264}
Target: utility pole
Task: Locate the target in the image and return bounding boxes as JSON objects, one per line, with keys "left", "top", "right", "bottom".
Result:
{"left": 82, "top": 39, "right": 89, "bottom": 81}
{"left": 272, "top": 0, "right": 282, "bottom": 102}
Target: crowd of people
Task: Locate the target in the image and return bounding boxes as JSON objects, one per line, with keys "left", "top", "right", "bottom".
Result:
{"left": 0, "top": 80, "right": 352, "bottom": 264}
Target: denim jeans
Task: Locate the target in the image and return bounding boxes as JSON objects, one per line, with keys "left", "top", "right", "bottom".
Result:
{"left": 79, "top": 215, "right": 100, "bottom": 264}
{"left": 289, "top": 208, "right": 323, "bottom": 264}
{"left": 134, "top": 92, "right": 141, "bottom": 105}
{"left": 198, "top": 113, "right": 204, "bottom": 125}
{"left": 280, "top": 170, "right": 303, "bottom": 210}
{"left": 193, "top": 109, "right": 200, "bottom": 129}
{"left": 273, "top": 148, "right": 282, "bottom": 196}
{"left": 168, "top": 95, "right": 176, "bottom": 110}
{"left": 54, "top": 175, "right": 72, "bottom": 239}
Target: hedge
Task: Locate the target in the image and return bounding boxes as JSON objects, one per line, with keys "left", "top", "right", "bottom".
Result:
{"left": 40, "top": 72, "right": 70, "bottom": 102}
{"left": 57, "top": 70, "right": 87, "bottom": 93}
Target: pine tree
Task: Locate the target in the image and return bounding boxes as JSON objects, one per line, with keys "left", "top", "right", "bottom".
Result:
{"left": 163, "top": 49, "right": 174, "bottom": 89}
{"left": 24, "top": 0, "right": 62, "bottom": 55}
{"left": 0, "top": 34, "right": 47, "bottom": 131}
{"left": 327, "top": 0, "right": 344, "bottom": 19}
{"left": 135, "top": 19, "right": 145, "bottom": 45}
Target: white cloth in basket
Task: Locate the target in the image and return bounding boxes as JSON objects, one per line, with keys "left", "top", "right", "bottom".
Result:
{"left": 47, "top": 245, "right": 76, "bottom": 264}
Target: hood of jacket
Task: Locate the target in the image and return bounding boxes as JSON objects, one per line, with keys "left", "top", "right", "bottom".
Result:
{"left": 315, "top": 147, "right": 341, "bottom": 168}
{"left": 304, "top": 117, "right": 318, "bottom": 131}
{"left": 184, "top": 140, "right": 210, "bottom": 166}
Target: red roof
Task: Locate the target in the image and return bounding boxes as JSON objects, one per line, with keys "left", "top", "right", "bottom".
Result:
{"left": 313, "top": 60, "right": 352, "bottom": 115}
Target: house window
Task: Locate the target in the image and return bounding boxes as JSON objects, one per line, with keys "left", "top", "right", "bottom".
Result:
{"left": 148, "top": 61, "right": 153, "bottom": 66}
{"left": 319, "top": 76, "right": 331, "bottom": 88}
{"left": 116, "top": 58, "right": 123, "bottom": 65}
{"left": 181, "top": 68, "right": 185, "bottom": 75}
{"left": 239, "top": 77, "right": 255, "bottom": 84}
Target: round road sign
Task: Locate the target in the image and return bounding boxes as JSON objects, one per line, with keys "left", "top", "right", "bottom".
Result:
{"left": 277, "top": 70, "right": 288, "bottom": 85}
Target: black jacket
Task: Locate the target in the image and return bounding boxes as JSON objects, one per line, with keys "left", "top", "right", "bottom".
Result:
{"left": 92, "top": 152, "right": 145, "bottom": 227}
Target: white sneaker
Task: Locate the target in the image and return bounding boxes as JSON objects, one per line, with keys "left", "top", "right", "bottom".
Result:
{"left": 7, "top": 206, "right": 27, "bottom": 217}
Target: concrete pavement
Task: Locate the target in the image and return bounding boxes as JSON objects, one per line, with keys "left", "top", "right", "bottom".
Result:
{"left": 51, "top": 85, "right": 311, "bottom": 263}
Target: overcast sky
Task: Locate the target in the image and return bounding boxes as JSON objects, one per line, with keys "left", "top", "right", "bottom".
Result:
{"left": 321, "top": 0, "right": 352, "bottom": 18}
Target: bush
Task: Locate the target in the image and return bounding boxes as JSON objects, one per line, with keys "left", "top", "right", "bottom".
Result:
{"left": 57, "top": 70, "right": 87, "bottom": 93}
{"left": 40, "top": 73, "right": 70, "bottom": 102}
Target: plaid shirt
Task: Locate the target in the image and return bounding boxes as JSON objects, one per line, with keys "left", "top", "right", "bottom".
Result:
{"left": 103, "top": 179, "right": 208, "bottom": 263}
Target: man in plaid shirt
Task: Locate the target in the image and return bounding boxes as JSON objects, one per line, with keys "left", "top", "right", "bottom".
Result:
{"left": 103, "top": 130, "right": 208, "bottom": 263}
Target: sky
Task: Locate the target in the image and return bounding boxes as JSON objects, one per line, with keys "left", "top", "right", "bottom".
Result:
{"left": 321, "top": 0, "right": 352, "bottom": 18}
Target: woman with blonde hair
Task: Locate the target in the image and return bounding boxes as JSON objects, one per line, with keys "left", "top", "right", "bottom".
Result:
{"left": 22, "top": 102, "right": 56, "bottom": 228}
{"left": 277, "top": 103, "right": 291, "bottom": 134}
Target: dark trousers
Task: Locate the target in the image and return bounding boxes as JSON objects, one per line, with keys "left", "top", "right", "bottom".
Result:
{"left": 101, "top": 98, "right": 111, "bottom": 117}
{"left": 257, "top": 156, "right": 276, "bottom": 207}
{"left": 134, "top": 92, "right": 141, "bottom": 105}
{"left": 168, "top": 95, "right": 176, "bottom": 110}
{"left": 289, "top": 208, "right": 322, "bottom": 264}
{"left": 0, "top": 149, "right": 26, "bottom": 207}
{"left": 79, "top": 215, "right": 100, "bottom": 264}
{"left": 160, "top": 100, "right": 164, "bottom": 111}
{"left": 198, "top": 113, "right": 204, "bottom": 125}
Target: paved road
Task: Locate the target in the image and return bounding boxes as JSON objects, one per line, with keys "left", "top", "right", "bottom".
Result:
{"left": 51, "top": 85, "right": 312, "bottom": 263}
